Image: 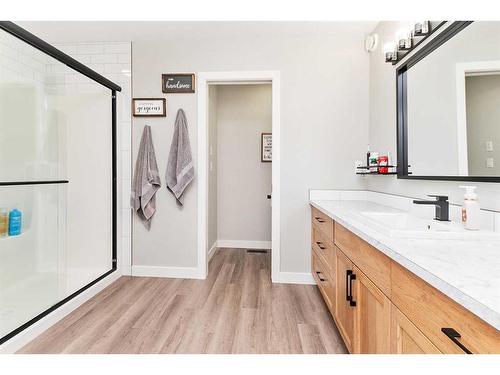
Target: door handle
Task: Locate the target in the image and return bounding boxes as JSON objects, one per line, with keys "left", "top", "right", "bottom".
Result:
{"left": 441, "top": 328, "right": 472, "bottom": 354}
{"left": 267, "top": 194, "right": 272, "bottom": 199}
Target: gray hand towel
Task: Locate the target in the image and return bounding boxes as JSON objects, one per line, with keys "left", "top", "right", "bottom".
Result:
{"left": 131, "top": 125, "right": 161, "bottom": 229}
{"left": 166, "top": 109, "right": 194, "bottom": 205}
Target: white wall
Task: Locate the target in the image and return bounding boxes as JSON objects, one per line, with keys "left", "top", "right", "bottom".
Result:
{"left": 132, "top": 24, "right": 370, "bottom": 274}
{"left": 215, "top": 84, "right": 272, "bottom": 245}
{"left": 368, "top": 21, "right": 500, "bottom": 211}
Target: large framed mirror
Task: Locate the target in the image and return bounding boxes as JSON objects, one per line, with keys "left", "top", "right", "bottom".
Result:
{"left": 397, "top": 21, "right": 500, "bottom": 182}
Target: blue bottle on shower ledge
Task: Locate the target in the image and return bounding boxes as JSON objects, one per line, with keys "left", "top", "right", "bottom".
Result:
{"left": 8, "top": 208, "right": 22, "bottom": 236}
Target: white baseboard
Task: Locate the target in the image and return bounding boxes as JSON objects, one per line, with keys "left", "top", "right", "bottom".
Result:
{"left": 208, "top": 241, "right": 218, "bottom": 262}
{"left": 121, "top": 265, "right": 132, "bottom": 276}
{"left": 216, "top": 240, "right": 271, "bottom": 250}
{"left": 273, "top": 271, "right": 316, "bottom": 285}
{"left": 132, "top": 265, "right": 202, "bottom": 279}
{"left": 0, "top": 270, "right": 121, "bottom": 354}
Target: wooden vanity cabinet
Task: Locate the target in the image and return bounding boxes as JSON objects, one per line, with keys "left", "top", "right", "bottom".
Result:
{"left": 311, "top": 247, "right": 335, "bottom": 314}
{"left": 391, "top": 261, "right": 500, "bottom": 354}
{"left": 334, "top": 248, "right": 355, "bottom": 352}
{"left": 311, "top": 208, "right": 336, "bottom": 318}
{"left": 391, "top": 304, "right": 441, "bottom": 354}
{"left": 310, "top": 205, "right": 500, "bottom": 354}
{"left": 352, "top": 265, "right": 391, "bottom": 354}
{"left": 334, "top": 247, "right": 391, "bottom": 354}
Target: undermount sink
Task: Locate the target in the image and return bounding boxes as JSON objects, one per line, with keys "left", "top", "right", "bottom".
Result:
{"left": 359, "top": 211, "right": 500, "bottom": 240}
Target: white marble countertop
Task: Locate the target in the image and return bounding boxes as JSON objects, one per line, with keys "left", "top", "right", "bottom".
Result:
{"left": 309, "top": 198, "right": 500, "bottom": 331}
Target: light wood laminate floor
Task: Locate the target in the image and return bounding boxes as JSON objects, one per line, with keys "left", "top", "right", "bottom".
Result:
{"left": 19, "top": 248, "right": 347, "bottom": 354}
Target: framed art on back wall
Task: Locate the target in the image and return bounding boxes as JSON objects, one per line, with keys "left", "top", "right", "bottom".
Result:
{"left": 261, "top": 133, "right": 272, "bottom": 162}
{"left": 162, "top": 73, "right": 196, "bottom": 93}
{"left": 132, "top": 98, "right": 166, "bottom": 117}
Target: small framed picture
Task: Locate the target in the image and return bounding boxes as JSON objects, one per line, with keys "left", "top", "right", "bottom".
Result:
{"left": 162, "top": 73, "right": 196, "bottom": 93}
{"left": 261, "top": 133, "right": 272, "bottom": 162}
{"left": 132, "top": 98, "right": 166, "bottom": 117}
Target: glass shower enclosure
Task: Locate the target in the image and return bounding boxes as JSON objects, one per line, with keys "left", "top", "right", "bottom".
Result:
{"left": 0, "top": 22, "right": 120, "bottom": 344}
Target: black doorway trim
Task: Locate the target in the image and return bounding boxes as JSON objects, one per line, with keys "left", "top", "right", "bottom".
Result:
{"left": 0, "top": 23, "right": 120, "bottom": 345}
{"left": 396, "top": 21, "right": 500, "bottom": 183}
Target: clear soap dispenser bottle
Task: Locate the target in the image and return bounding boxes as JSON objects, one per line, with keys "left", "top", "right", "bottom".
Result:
{"left": 459, "top": 186, "right": 480, "bottom": 230}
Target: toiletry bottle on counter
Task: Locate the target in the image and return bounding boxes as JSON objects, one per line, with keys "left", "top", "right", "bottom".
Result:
{"left": 0, "top": 208, "right": 8, "bottom": 237}
{"left": 8, "top": 208, "right": 22, "bottom": 236}
{"left": 369, "top": 152, "right": 379, "bottom": 173}
{"left": 459, "top": 186, "right": 480, "bottom": 230}
{"left": 378, "top": 154, "right": 389, "bottom": 174}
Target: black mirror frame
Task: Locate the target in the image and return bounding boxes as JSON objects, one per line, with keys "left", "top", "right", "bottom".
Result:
{"left": 396, "top": 21, "right": 500, "bottom": 183}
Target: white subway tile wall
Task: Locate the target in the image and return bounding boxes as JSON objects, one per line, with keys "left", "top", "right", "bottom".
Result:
{"left": 53, "top": 42, "right": 132, "bottom": 275}
{"left": 495, "top": 213, "right": 500, "bottom": 232}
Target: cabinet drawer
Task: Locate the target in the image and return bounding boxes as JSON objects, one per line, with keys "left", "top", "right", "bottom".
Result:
{"left": 312, "top": 247, "right": 335, "bottom": 314}
{"left": 312, "top": 224, "right": 335, "bottom": 275}
{"left": 311, "top": 206, "right": 334, "bottom": 243}
{"left": 391, "top": 261, "right": 500, "bottom": 354}
{"left": 334, "top": 222, "right": 391, "bottom": 297}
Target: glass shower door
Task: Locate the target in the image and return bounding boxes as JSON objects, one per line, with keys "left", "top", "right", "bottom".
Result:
{"left": 0, "top": 184, "right": 66, "bottom": 339}
{"left": 0, "top": 22, "right": 118, "bottom": 344}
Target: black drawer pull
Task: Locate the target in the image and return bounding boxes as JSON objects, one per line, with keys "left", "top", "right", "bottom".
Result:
{"left": 441, "top": 328, "right": 472, "bottom": 354}
{"left": 345, "top": 270, "right": 351, "bottom": 301}
{"left": 315, "top": 217, "right": 325, "bottom": 223}
{"left": 316, "top": 241, "right": 326, "bottom": 250}
{"left": 346, "top": 270, "right": 356, "bottom": 306}
{"left": 315, "top": 271, "right": 326, "bottom": 282}
{"left": 349, "top": 271, "right": 356, "bottom": 307}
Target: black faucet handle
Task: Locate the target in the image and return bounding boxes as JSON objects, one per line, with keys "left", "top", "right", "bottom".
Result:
{"left": 427, "top": 194, "right": 448, "bottom": 201}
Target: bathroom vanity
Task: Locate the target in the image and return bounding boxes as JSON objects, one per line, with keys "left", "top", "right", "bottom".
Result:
{"left": 309, "top": 191, "right": 500, "bottom": 354}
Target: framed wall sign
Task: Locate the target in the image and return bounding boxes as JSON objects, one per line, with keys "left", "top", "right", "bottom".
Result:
{"left": 132, "top": 98, "right": 166, "bottom": 117}
{"left": 261, "top": 133, "right": 272, "bottom": 162}
{"left": 162, "top": 73, "right": 195, "bottom": 93}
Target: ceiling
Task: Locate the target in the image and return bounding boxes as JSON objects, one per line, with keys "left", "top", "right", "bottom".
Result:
{"left": 17, "top": 21, "right": 379, "bottom": 44}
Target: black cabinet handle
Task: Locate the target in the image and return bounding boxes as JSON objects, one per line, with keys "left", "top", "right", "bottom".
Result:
{"left": 441, "top": 328, "right": 472, "bottom": 354}
{"left": 315, "top": 271, "right": 326, "bottom": 282}
{"left": 349, "top": 271, "right": 356, "bottom": 307}
{"left": 345, "top": 270, "right": 351, "bottom": 301}
{"left": 315, "top": 217, "right": 325, "bottom": 223}
{"left": 316, "top": 241, "right": 326, "bottom": 250}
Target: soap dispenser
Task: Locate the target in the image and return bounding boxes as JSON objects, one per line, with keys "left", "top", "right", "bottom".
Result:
{"left": 8, "top": 207, "right": 22, "bottom": 236}
{"left": 459, "top": 186, "right": 480, "bottom": 230}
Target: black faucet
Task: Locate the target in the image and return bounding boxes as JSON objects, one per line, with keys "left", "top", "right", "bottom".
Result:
{"left": 413, "top": 195, "right": 450, "bottom": 221}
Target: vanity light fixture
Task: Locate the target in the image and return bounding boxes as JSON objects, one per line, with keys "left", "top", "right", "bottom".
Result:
{"left": 384, "top": 41, "right": 398, "bottom": 63}
{"left": 396, "top": 27, "right": 412, "bottom": 50}
{"left": 413, "top": 20, "right": 430, "bottom": 36}
{"left": 384, "top": 21, "right": 444, "bottom": 64}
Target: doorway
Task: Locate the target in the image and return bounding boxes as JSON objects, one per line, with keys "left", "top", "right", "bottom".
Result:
{"left": 207, "top": 83, "right": 272, "bottom": 271}
{"left": 197, "top": 71, "right": 280, "bottom": 281}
